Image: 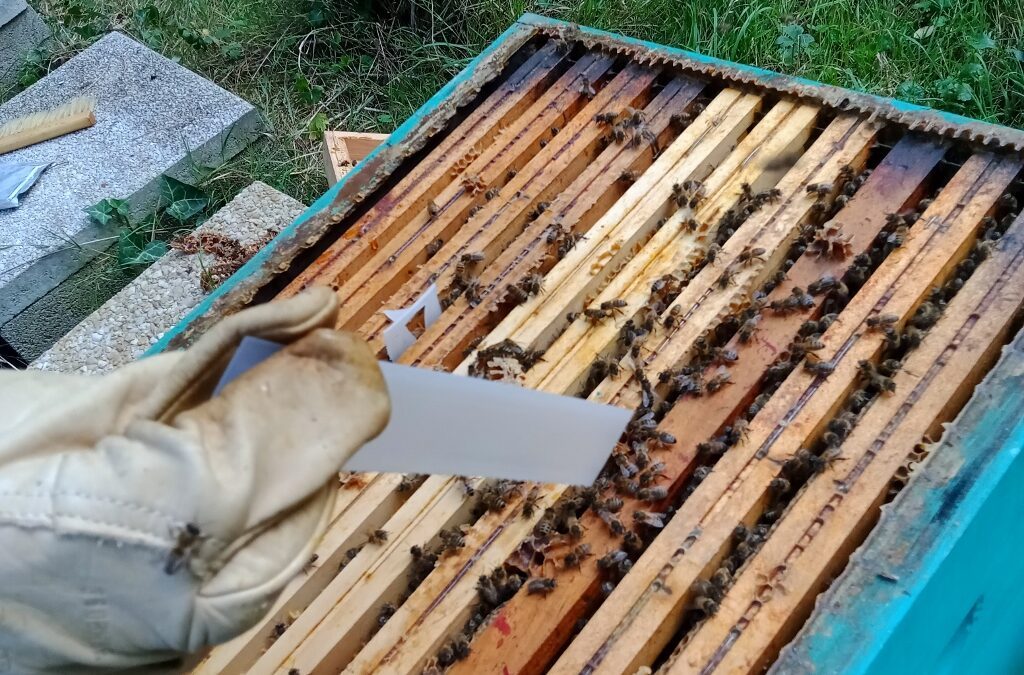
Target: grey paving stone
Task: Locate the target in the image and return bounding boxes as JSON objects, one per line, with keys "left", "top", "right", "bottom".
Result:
{"left": 30, "top": 182, "right": 304, "bottom": 373}
{"left": 0, "top": 31, "right": 261, "bottom": 340}
{"left": 0, "top": 0, "right": 49, "bottom": 95}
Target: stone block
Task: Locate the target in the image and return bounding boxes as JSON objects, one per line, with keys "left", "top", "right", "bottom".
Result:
{"left": 0, "top": 31, "right": 261, "bottom": 357}
{"left": 0, "top": 0, "right": 50, "bottom": 96}
{"left": 30, "top": 182, "right": 304, "bottom": 373}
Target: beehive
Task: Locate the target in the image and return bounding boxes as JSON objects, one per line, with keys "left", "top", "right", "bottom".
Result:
{"left": 173, "top": 15, "right": 1024, "bottom": 675}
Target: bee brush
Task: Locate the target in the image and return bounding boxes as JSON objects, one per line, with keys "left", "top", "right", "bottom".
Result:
{"left": 0, "top": 96, "right": 96, "bottom": 155}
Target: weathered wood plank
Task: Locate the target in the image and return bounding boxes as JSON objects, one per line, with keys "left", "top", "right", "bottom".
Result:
{"left": 329, "top": 52, "right": 617, "bottom": 324}
{"left": 670, "top": 205, "right": 1024, "bottom": 675}
{"left": 530, "top": 100, "right": 820, "bottom": 394}
{"left": 591, "top": 115, "right": 878, "bottom": 411}
{"left": 324, "top": 131, "right": 390, "bottom": 185}
{"left": 400, "top": 78, "right": 706, "bottom": 370}
{"left": 191, "top": 474, "right": 408, "bottom": 674}
{"left": 253, "top": 477, "right": 480, "bottom": 673}
{"left": 351, "top": 63, "right": 661, "bottom": 342}
{"left": 281, "top": 42, "right": 572, "bottom": 298}
{"left": 337, "top": 489, "right": 564, "bottom": 674}
{"left": 448, "top": 135, "right": 947, "bottom": 675}
{"left": 548, "top": 153, "right": 1021, "bottom": 674}
{"left": 457, "top": 89, "right": 763, "bottom": 373}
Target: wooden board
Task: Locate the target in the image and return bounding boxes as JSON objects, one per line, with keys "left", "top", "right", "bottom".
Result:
{"left": 458, "top": 88, "right": 763, "bottom": 370}
{"left": 351, "top": 62, "right": 661, "bottom": 345}
{"left": 324, "top": 131, "right": 391, "bottom": 185}
{"left": 663, "top": 196, "right": 1024, "bottom": 674}
{"left": 400, "top": 78, "right": 707, "bottom": 370}
{"left": 548, "top": 153, "right": 1022, "bottom": 674}
{"left": 528, "top": 100, "right": 820, "bottom": 394}
{"left": 282, "top": 41, "right": 570, "bottom": 298}
{"left": 449, "top": 135, "right": 948, "bottom": 675}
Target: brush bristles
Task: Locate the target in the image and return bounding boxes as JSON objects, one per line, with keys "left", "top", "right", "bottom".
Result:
{"left": 0, "top": 96, "right": 97, "bottom": 139}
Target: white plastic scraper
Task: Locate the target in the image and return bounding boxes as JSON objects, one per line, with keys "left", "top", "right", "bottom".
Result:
{"left": 215, "top": 337, "right": 631, "bottom": 485}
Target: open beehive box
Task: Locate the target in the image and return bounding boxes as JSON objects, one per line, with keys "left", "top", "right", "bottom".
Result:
{"left": 170, "top": 14, "right": 1024, "bottom": 675}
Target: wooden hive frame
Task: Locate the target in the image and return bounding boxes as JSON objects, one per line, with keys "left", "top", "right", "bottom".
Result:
{"left": 150, "top": 15, "right": 1024, "bottom": 675}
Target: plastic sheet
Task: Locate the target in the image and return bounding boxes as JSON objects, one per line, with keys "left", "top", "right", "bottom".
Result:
{"left": 0, "top": 162, "right": 49, "bottom": 210}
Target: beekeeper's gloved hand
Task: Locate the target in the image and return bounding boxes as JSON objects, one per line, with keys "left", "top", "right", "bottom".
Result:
{"left": 0, "top": 288, "right": 390, "bottom": 674}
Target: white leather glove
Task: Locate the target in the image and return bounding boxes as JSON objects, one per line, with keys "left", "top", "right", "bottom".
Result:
{"left": 0, "top": 288, "right": 390, "bottom": 674}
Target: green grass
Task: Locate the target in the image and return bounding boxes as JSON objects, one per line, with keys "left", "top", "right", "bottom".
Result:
{"left": 17, "top": 0, "right": 1024, "bottom": 210}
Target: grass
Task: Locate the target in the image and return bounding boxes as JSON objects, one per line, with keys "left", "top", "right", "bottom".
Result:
{"left": 16, "top": 0, "right": 1024, "bottom": 209}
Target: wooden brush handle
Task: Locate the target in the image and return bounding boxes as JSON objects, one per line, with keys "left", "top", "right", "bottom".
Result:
{"left": 0, "top": 110, "right": 96, "bottom": 155}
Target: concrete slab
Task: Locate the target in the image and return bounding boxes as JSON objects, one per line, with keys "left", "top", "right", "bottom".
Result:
{"left": 0, "top": 0, "right": 49, "bottom": 96}
{"left": 30, "top": 182, "right": 304, "bottom": 373}
{"left": 0, "top": 31, "right": 261, "bottom": 345}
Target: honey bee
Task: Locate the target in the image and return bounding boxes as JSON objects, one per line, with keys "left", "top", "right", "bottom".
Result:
{"left": 792, "top": 335, "right": 825, "bottom": 351}
{"left": 424, "top": 238, "right": 444, "bottom": 260}
{"left": 804, "top": 357, "right": 836, "bottom": 377}
{"left": 633, "top": 510, "right": 667, "bottom": 528}
{"left": 887, "top": 224, "right": 909, "bottom": 249}
{"left": 427, "top": 200, "right": 441, "bottom": 216}
{"left": 637, "top": 486, "right": 669, "bottom": 502}
{"left": 601, "top": 298, "right": 629, "bottom": 315}
{"left": 522, "top": 485, "right": 542, "bottom": 519}
{"left": 717, "top": 261, "right": 741, "bottom": 289}
{"left": 619, "top": 169, "right": 640, "bottom": 184}
{"left": 527, "top": 577, "right": 558, "bottom": 595}
{"left": 706, "top": 242, "right": 721, "bottom": 263}
{"left": 302, "top": 553, "right": 319, "bottom": 574}
{"left": 910, "top": 301, "right": 941, "bottom": 330}
{"left": 564, "top": 544, "right": 593, "bottom": 569}
{"left": 737, "top": 246, "right": 766, "bottom": 266}
{"left": 485, "top": 187, "right": 500, "bottom": 201}
{"left": 165, "top": 522, "right": 205, "bottom": 574}
{"left": 769, "top": 476, "right": 791, "bottom": 497}
{"left": 738, "top": 313, "right": 761, "bottom": 343}
{"left": 806, "top": 182, "right": 833, "bottom": 197}
{"left": 367, "top": 529, "right": 389, "bottom": 545}
{"left": 584, "top": 307, "right": 613, "bottom": 323}
{"left": 866, "top": 312, "right": 899, "bottom": 332}
{"left": 597, "top": 508, "right": 626, "bottom": 535}
{"left": 692, "top": 595, "right": 720, "bottom": 616}
{"left": 517, "top": 273, "right": 545, "bottom": 298}
{"left": 663, "top": 304, "right": 683, "bottom": 330}
{"left": 706, "top": 366, "right": 732, "bottom": 393}
{"left": 672, "top": 180, "right": 706, "bottom": 209}
{"left": 377, "top": 602, "right": 397, "bottom": 627}
{"left": 439, "top": 526, "right": 466, "bottom": 553}
{"left": 857, "top": 359, "right": 897, "bottom": 394}
{"left": 807, "top": 274, "right": 842, "bottom": 296}
{"left": 595, "top": 111, "right": 618, "bottom": 124}
{"left": 578, "top": 76, "right": 596, "bottom": 99}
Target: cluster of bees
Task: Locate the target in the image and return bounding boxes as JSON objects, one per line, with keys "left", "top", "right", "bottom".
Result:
{"left": 688, "top": 520, "right": 772, "bottom": 618}
{"left": 595, "top": 105, "right": 658, "bottom": 152}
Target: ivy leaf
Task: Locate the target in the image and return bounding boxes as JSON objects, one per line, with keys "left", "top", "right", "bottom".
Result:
{"left": 120, "top": 239, "right": 168, "bottom": 267}
{"left": 159, "top": 175, "right": 207, "bottom": 209}
{"left": 166, "top": 197, "right": 209, "bottom": 222}
{"left": 85, "top": 197, "right": 131, "bottom": 226}
{"left": 968, "top": 32, "right": 996, "bottom": 51}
